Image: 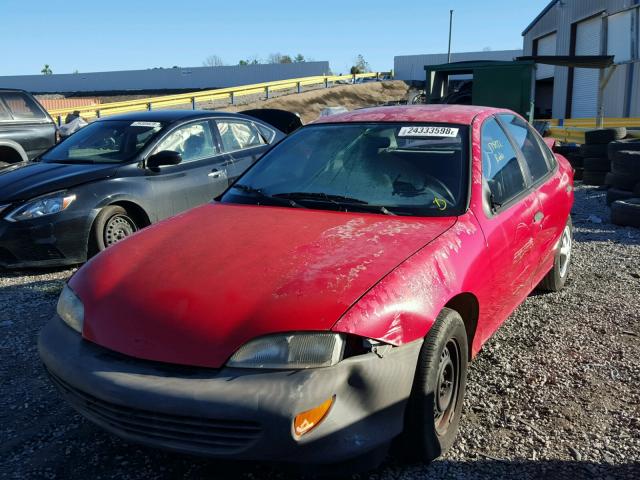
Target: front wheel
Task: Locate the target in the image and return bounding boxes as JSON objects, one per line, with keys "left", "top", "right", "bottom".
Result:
{"left": 404, "top": 308, "right": 468, "bottom": 463}
{"left": 538, "top": 217, "right": 573, "bottom": 292}
{"left": 91, "top": 205, "right": 138, "bottom": 253}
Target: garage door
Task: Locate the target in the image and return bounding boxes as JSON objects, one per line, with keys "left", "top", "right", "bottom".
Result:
{"left": 571, "top": 16, "right": 602, "bottom": 118}
{"left": 536, "top": 32, "right": 557, "bottom": 79}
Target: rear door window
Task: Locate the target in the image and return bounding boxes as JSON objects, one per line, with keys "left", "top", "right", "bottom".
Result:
{"left": 0, "top": 92, "right": 47, "bottom": 120}
{"left": 481, "top": 117, "right": 528, "bottom": 207}
{"left": 498, "top": 114, "right": 551, "bottom": 183}
{"left": 216, "top": 120, "right": 266, "bottom": 152}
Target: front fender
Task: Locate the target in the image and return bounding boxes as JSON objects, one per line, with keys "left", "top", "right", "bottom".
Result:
{"left": 331, "top": 213, "right": 490, "bottom": 351}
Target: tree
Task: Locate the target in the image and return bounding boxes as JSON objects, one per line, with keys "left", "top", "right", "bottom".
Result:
{"left": 294, "top": 54, "right": 305, "bottom": 63}
{"left": 41, "top": 64, "right": 52, "bottom": 75}
{"left": 482, "top": 46, "right": 492, "bottom": 52}
{"left": 203, "top": 55, "right": 225, "bottom": 67}
{"left": 267, "top": 53, "right": 293, "bottom": 64}
{"left": 350, "top": 54, "right": 370, "bottom": 75}
{"left": 238, "top": 55, "right": 260, "bottom": 66}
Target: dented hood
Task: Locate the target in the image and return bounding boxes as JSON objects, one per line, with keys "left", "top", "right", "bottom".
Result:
{"left": 72, "top": 203, "right": 455, "bottom": 368}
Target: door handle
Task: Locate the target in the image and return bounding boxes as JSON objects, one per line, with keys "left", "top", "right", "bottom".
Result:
{"left": 533, "top": 211, "right": 544, "bottom": 224}
{"left": 208, "top": 169, "right": 225, "bottom": 179}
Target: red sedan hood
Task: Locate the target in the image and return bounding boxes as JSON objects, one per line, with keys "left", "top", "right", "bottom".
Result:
{"left": 72, "top": 203, "right": 455, "bottom": 368}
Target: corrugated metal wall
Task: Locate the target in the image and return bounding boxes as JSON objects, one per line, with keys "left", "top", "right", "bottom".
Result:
{"left": 523, "top": 0, "right": 639, "bottom": 118}
{"left": 0, "top": 62, "right": 331, "bottom": 94}
{"left": 393, "top": 50, "right": 522, "bottom": 81}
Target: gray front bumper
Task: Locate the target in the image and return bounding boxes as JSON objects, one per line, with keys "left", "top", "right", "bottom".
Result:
{"left": 38, "top": 316, "right": 422, "bottom": 464}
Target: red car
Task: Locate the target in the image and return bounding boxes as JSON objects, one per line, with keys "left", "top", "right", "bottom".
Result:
{"left": 39, "top": 105, "right": 574, "bottom": 468}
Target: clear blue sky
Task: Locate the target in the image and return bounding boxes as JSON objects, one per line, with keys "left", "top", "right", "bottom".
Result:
{"left": 0, "top": 0, "right": 549, "bottom": 76}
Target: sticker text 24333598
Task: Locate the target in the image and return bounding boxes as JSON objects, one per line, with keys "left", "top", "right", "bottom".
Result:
{"left": 398, "top": 126, "right": 459, "bottom": 138}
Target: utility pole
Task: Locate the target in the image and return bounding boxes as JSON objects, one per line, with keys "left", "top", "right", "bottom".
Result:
{"left": 447, "top": 10, "right": 454, "bottom": 63}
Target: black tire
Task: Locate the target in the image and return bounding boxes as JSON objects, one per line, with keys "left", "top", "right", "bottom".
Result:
{"left": 580, "top": 143, "right": 608, "bottom": 157}
{"left": 538, "top": 217, "right": 573, "bottom": 292}
{"left": 611, "top": 198, "right": 640, "bottom": 228}
{"left": 611, "top": 150, "right": 640, "bottom": 177}
{"left": 92, "top": 205, "right": 139, "bottom": 253}
{"left": 566, "top": 153, "right": 584, "bottom": 168}
{"left": 606, "top": 188, "right": 635, "bottom": 205}
{"left": 605, "top": 171, "right": 639, "bottom": 191}
{"left": 404, "top": 308, "right": 468, "bottom": 463}
{"left": 555, "top": 145, "right": 580, "bottom": 156}
{"left": 608, "top": 138, "right": 640, "bottom": 159}
{"left": 582, "top": 170, "right": 608, "bottom": 186}
{"left": 584, "top": 127, "right": 627, "bottom": 145}
{"left": 635, "top": 183, "right": 640, "bottom": 195}
{"left": 583, "top": 156, "right": 610, "bottom": 172}
{"left": 573, "top": 167, "right": 583, "bottom": 181}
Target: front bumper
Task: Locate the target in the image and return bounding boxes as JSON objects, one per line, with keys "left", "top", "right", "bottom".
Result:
{"left": 0, "top": 209, "right": 90, "bottom": 268}
{"left": 38, "top": 316, "right": 422, "bottom": 464}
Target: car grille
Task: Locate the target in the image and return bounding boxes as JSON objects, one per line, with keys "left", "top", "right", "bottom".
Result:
{"left": 47, "top": 369, "right": 263, "bottom": 454}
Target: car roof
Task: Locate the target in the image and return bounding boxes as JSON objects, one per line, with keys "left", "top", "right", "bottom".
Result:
{"left": 312, "top": 104, "right": 510, "bottom": 126}
{"left": 95, "top": 109, "right": 251, "bottom": 123}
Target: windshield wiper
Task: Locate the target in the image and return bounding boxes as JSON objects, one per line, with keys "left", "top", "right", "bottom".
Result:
{"left": 273, "top": 192, "right": 397, "bottom": 216}
{"left": 231, "top": 184, "right": 305, "bottom": 209}
{"left": 273, "top": 192, "right": 368, "bottom": 204}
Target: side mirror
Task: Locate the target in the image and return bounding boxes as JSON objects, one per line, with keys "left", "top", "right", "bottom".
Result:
{"left": 147, "top": 150, "right": 182, "bottom": 169}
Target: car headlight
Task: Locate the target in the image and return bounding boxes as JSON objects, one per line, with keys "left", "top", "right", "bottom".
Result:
{"left": 227, "top": 333, "right": 345, "bottom": 369}
{"left": 5, "top": 192, "right": 76, "bottom": 222}
{"left": 57, "top": 284, "right": 84, "bottom": 334}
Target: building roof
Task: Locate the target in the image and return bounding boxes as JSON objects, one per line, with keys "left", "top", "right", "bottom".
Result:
{"left": 522, "top": 0, "right": 559, "bottom": 36}
{"left": 312, "top": 105, "right": 506, "bottom": 126}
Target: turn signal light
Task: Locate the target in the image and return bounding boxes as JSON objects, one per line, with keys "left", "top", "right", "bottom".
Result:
{"left": 293, "top": 396, "right": 335, "bottom": 437}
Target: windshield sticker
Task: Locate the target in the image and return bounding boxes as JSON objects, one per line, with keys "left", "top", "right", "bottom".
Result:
{"left": 399, "top": 126, "right": 459, "bottom": 138}
{"left": 131, "top": 121, "right": 162, "bottom": 128}
{"left": 433, "top": 197, "right": 448, "bottom": 210}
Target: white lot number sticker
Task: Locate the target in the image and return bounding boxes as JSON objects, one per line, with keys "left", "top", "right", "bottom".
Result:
{"left": 131, "top": 121, "right": 162, "bottom": 128}
{"left": 398, "top": 126, "right": 459, "bottom": 138}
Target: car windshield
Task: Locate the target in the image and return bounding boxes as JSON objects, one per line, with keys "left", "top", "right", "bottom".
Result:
{"left": 41, "top": 120, "right": 165, "bottom": 163}
{"left": 221, "top": 123, "right": 469, "bottom": 216}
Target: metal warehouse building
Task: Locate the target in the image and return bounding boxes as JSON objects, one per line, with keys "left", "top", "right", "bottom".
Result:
{"left": 524, "top": 0, "right": 640, "bottom": 118}
{"left": 394, "top": 50, "right": 522, "bottom": 82}
{"left": 0, "top": 62, "right": 331, "bottom": 95}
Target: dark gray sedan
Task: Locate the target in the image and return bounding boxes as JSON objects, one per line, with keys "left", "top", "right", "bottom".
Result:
{"left": 0, "top": 109, "right": 292, "bottom": 268}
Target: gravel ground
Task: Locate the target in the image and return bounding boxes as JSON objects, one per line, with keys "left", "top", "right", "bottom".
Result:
{"left": 1, "top": 184, "right": 639, "bottom": 480}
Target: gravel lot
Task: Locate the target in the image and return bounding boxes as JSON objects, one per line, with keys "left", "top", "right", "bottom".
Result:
{"left": 1, "top": 184, "right": 639, "bottom": 480}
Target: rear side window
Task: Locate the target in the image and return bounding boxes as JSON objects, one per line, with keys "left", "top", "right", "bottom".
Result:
{"left": 0, "top": 92, "right": 46, "bottom": 120}
{"left": 481, "top": 117, "right": 527, "bottom": 207}
{"left": 255, "top": 122, "right": 276, "bottom": 143}
{"left": 216, "top": 120, "right": 266, "bottom": 151}
{"left": 499, "top": 114, "right": 550, "bottom": 183}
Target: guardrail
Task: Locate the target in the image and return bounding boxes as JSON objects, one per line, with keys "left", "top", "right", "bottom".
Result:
{"left": 47, "top": 72, "right": 388, "bottom": 124}
{"left": 540, "top": 117, "right": 640, "bottom": 143}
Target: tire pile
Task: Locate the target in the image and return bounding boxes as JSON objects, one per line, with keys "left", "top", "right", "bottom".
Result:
{"left": 574, "top": 128, "right": 640, "bottom": 228}
{"left": 580, "top": 127, "right": 626, "bottom": 186}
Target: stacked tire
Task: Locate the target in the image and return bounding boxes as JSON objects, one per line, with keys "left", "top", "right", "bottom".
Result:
{"left": 606, "top": 138, "right": 640, "bottom": 228}
{"left": 555, "top": 145, "right": 583, "bottom": 180}
{"left": 580, "top": 128, "right": 627, "bottom": 186}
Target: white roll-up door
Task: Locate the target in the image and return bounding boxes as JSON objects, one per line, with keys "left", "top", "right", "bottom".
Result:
{"left": 571, "top": 16, "right": 602, "bottom": 118}
{"left": 536, "top": 33, "right": 557, "bottom": 79}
